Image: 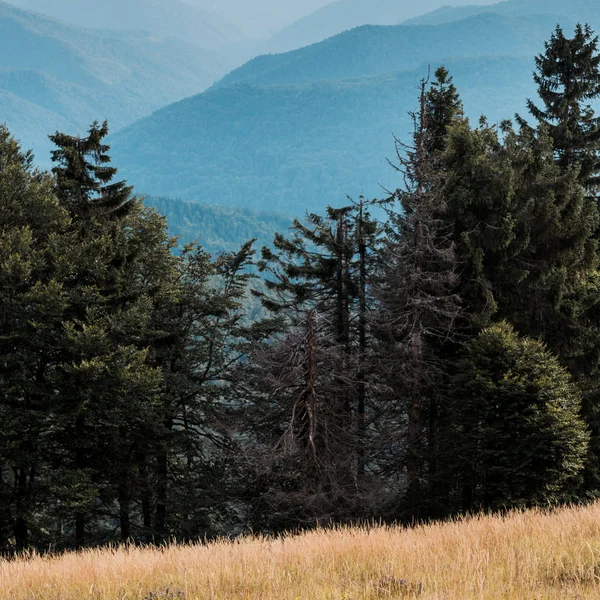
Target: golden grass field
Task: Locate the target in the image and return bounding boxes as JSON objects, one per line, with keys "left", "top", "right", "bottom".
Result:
{"left": 5, "top": 503, "right": 600, "bottom": 599}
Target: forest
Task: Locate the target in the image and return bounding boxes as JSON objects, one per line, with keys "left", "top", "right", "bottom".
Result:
{"left": 2, "top": 23, "right": 600, "bottom": 554}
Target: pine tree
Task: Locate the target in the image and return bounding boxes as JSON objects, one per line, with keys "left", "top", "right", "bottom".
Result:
{"left": 425, "top": 66, "right": 463, "bottom": 156}
{"left": 243, "top": 201, "right": 380, "bottom": 528}
{"left": 47, "top": 122, "right": 165, "bottom": 548}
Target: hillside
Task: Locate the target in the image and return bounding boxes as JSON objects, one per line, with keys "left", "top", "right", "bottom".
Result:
{"left": 259, "top": 0, "right": 499, "bottom": 54}
{"left": 4, "top": 503, "right": 600, "bottom": 598}
{"left": 6, "top": 0, "right": 246, "bottom": 52}
{"left": 0, "top": 2, "right": 224, "bottom": 164}
{"left": 145, "top": 196, "right": 291, "bottom": 253}
{"left": 110, "top": 54, "right": 536, "bottom": 214}
{"left": 215, "top": 12, "right": 559, "bottom": 89}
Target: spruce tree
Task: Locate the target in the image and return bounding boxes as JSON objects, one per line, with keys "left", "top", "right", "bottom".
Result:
{"left": 243, "top": 201, "right": 380, "bottom": 527}
{"left": 0, "top": 126, "right": 68, "bottom": 552}
{"left": 47, "top": 122, "right": 164, "bottom": 548}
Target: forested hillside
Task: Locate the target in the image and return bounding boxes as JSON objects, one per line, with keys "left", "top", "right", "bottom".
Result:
{"left": 0, "top": 2, "right": 224, "bottom": 164}
{"left": 216, "top": 13, "right": 558, "bottom": 89}
{"left": 5, "top": 0, "right": 600, "bottom": 570}
{"left": 145, "top": 196, "right": 291, "bottom": 253}
{"left": 4, "top": 22, "right": 600, "bottom": 552}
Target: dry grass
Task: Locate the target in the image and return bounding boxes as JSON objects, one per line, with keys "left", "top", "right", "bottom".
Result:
{"left": 5, "top": 504, "right": 600, "bottom": 599}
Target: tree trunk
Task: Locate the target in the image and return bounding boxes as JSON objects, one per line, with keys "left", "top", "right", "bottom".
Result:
{"left": 75, "top": 414, "right": 85, "bottom": 550}
{"left": 118, "top": 426, "right": 132, "bottom": 542}
{"left": 356, "top": 200, "right": 367, "bottom": 484}
{"left": 154, "top": 420, "right": 170, "bottom": 542}
{"left": 14, "top": 467, "right": 28, "bottom": 552}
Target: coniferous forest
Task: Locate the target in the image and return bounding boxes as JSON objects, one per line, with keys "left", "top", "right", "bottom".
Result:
{"left": 3, "top": 24, "right": 600, "bottom": 555}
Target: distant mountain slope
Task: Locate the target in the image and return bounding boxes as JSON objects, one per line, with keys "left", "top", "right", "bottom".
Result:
{"left": 259, "top": 0, "right": 500, "bottom": 54}
{"left": 110, "top": 55, "right": 536, "bottom": 215}
{"left": 0, "top": 2, "right": 223, "bottom": 164}
{"left": 215, "top": 13, "right": 559, "bottom": 90}
{"left": 405, "top": 0, "right": 596, "bottom": 26}
{"left": 7, "top": 0, "right": 246, "bottom": 52}
{"left": 145, "top": 196, "right": 291, "bottom": 253}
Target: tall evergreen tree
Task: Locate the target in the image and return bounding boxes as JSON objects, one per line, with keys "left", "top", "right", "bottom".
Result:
{"left": 375, "top": 81, "right": 461, "bottom": 517}
{"left": 242, "top": 201, "right": 381, "bottom": 528}
{"left": 425, "top": 66, "right": 463, "bottom": 156}
{"left": 47, "top": 122, "right": 165, "bottom": 548}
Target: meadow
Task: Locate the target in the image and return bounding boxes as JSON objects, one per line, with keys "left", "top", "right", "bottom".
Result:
{"left": 4, "top": 503, "right": 600, "bottom": 599}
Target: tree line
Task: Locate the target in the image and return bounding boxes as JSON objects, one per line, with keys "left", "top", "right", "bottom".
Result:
{"left": 1, "top": 23, "right": 600, "bottom": 553}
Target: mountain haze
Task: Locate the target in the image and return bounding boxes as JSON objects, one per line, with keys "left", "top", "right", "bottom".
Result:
{"left": 7, "top": 0, "right": 246, "bottom": 51}
{"left": 0, "top": 2, "right": 223, "bottom": 163}
{"left": 405, "top": 0, "right": 593, "bottom": 26}
{"left": 216, "top": 13, "right": 558, "bottom": 90}
{"left": 183, "top": 0, "right": 332, "bottom": 39}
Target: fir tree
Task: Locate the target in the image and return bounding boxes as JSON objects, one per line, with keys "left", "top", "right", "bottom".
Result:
{"left": 521, "top": 24, "right": 600, "bottom": 193}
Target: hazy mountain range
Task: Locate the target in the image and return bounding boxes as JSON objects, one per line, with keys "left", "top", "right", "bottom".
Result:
{"left": 1, "top": 0, "right": 596, "bottom": 226}
{"left": 6, "top": 0, "right": 246, "bottom": 51}
{"left": 0, "top": 1, "right": 227, "bottom": 163}
{"left": 108, "top": 4, "right": 584, "bottom": 214}
{"left": 183, "top": 0, "right": 332, "bottom": 39}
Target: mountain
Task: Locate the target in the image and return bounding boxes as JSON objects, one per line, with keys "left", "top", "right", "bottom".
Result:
{"left": 108, "top": 10, "right": 580, "bottom": 214}
{"left": 109, "top": 53, "right": 536, "bottom": 214}
{"left": 0, "top": 2, "right": 223, "bottom": 164}
{"left": 6, "top": 0, "right": 246, "bottom": 52}
{"left": 259, "top": 0, "right": 500, "bottom": 54}
{"left": 215, "top": 13, "right": 559, "bottom": 90}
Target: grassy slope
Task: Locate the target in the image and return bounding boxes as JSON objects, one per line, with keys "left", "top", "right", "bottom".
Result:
{"left": 4, "top": 502, "right": 600, "bottom": 598}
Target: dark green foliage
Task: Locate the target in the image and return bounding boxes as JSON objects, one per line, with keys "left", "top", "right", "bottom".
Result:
{"left": 440, "top": 322, "right": 588, "bottom": 512}
{"left": 374, "top": 81, "right": 461, "bottom": 517}
{"left": 6, "top": 19, "right": 600, "bottom": 549}
{"left": 425, "top": 66, "right": 463, "bottom": 155}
